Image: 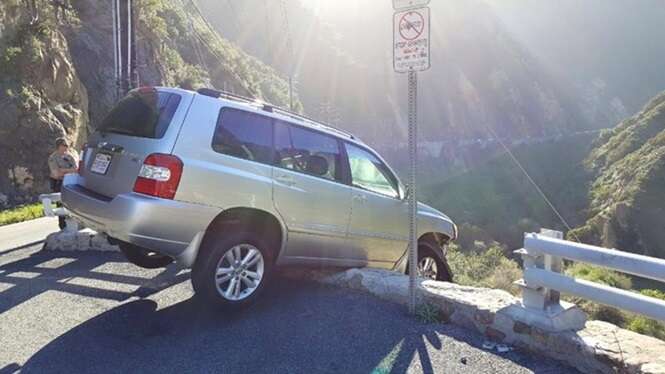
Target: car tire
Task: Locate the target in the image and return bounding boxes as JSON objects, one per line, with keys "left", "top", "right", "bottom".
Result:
{"left": 191, "top": 231, "right": 273, "bottom": 310}
{"left": 118, "top": 242, "right": 174, "bottom": 269}
{"left": 415, "top": 242, "right": 453, "bottom": 282}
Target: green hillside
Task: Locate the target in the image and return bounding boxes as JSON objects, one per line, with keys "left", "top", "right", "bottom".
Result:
{"left": 571, "top": 92, "right": 665, "bottom": 257}
{"left": 421, "top": 135, "right": 594, "bottom": 250}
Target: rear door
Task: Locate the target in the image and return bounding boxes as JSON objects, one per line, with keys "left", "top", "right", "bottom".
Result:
{"left": 80, "top": 88, "right": 191, "bottom": 198}
{"left": 272, "top": 121, "right": 355, "bottom": 262}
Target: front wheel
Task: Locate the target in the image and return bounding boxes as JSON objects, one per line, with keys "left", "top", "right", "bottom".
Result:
{"left": 416, "top": 243, "right": 452, "bottom": 282}
{"left": 192, "top": 232, "right": 272, "bottom": 310}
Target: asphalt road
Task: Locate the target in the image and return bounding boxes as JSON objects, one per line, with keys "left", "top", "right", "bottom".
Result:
{"left": 0, "top": 217, "right": 59, "bottom": 253}
{"left": 0, "top": 241, "right": 579, "bottom": 373}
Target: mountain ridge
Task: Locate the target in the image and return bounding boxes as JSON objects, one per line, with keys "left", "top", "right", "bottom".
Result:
{"left": 570, "top": 91, "right": 665, "bottom": 257}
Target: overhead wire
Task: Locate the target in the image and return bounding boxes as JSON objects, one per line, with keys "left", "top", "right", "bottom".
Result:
{"left": 183, "top": 0, "right": 258, "bottom": 97}
{"left": 483, "top": 124, "right": 581, "bottom": 242}
{"left": 178, "top": 0, "right": 207, "bottom": 72}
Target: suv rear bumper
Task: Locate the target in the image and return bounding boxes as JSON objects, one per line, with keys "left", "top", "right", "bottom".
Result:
{"left": 61, "top": 183, "right": 220, "bottom": 258}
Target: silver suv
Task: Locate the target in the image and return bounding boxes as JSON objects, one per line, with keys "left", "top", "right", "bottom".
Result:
{"left": 62, "top": 87, "right": 457, "bottom": 308}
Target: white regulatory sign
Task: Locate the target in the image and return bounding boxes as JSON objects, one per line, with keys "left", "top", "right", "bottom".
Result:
{"left": 393, "top": 7, "right": 430, "bottom": 73}
{"left": 393, "top": 0, "right": 430, "bottom": 10}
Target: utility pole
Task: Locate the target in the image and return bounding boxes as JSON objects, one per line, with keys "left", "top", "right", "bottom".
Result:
{"left": 289, "top": 76, "right": 293, "bottom": 111}
{"left": 112, "top": 0, "right": 136, "bottom": 100}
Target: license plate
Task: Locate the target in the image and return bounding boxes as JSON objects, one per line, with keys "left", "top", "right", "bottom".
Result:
{"left": 91, "top": 153, "right": 112, "bottom": 175}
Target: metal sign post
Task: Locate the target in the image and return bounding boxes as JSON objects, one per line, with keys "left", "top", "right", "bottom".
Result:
{"left": 393, "top": 5, "right": 430, "bottom": 315}
{"left": 393, "top": 0, "right": 430, "bottom": 11}
{"left": 407, "top": 69, "right": 418, "bottom": 315}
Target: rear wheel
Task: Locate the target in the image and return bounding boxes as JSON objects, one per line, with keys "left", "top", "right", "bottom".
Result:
{"left": 192, "top": 232, "right": 272, "bottom": 310}
{"left": 118, "top": 242, "right": 173, "bottom": 269}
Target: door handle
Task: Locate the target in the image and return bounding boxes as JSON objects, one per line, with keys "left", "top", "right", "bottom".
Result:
{"left": 353, "top": 194, "right": 367, "bottom": 204}
{"left": 275, "top": 175, "right": 296, "bottom": 186}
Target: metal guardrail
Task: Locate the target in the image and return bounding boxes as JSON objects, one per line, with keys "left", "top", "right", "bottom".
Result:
{"left": 39, "top": 192, "right": 78, "bottom": 232}
{"left": 39, "top": 192, "right": 67, "bottom": 218}
{"left": 516, "top": 230, "right": 665, "bottom": 322}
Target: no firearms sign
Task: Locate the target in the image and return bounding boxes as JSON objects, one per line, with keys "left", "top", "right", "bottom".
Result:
{"left": 393, "top": 7, "right": 430, "bottom": 73}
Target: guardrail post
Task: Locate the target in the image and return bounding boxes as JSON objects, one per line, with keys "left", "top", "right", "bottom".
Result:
{"left": 516, "top": 229, "right": 563, "bottom": 309}
{"left": 541, "top": 229, "right": 563, "bottom": 305}
{"left": 40, "top": 192, "right": 78, "bottom": 232}
{"left": 513, "top": 229, "right": 587, "bottom": 332}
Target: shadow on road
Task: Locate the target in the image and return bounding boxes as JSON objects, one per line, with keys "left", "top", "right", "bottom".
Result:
{"left": 0, "top": 250, "right": 189, "bottom": 315}
{"left": 18, "top": 276, "right": 454, "bottom": 374}
{"left": 1, "top": 250, "right": 573, "bottom": 373}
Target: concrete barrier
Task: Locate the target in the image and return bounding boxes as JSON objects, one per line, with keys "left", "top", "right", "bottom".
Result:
{"left": 43, "top": 229, "right": 119, "bottom": 252}
{"left": 284, "top": 268, "right": 665, "bottom": 374}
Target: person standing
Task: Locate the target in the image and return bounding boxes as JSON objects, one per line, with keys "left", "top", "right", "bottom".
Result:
{"left": 48, "top": 138, "right": 78, "bottom": 230}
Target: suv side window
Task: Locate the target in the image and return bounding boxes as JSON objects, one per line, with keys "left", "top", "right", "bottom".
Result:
{"left": 274, "top": 121, "right": 343, "bottom": 182}
{"left": 212, "top": 108, "right": 274, "bottom": 164}
{"left": 344, "top": 143, "right": 400, "bottom": 199}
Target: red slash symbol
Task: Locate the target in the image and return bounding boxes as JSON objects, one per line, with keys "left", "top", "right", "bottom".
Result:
{"left": 399, "top": 11, "right": 424, "bottom": 41}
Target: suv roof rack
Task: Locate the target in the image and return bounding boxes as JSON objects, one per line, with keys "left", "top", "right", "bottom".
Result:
{"left": 197, "top": 88, "right": 257, "bottom": 106}
{"left": 196, "top": 88, "right": 354, "bottom": 140}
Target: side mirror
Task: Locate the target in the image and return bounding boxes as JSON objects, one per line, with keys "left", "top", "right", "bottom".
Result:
{"left": 402, "top": 185, "right": 412, "bottom": 201}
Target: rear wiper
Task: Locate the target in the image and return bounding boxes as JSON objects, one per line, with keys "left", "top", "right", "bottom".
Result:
{"left": 101, "top": 127, "right": 137, "bottom": 136}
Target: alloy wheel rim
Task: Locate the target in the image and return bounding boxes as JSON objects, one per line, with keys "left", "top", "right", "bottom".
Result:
{"left": 418, "top": 257, "right": 439, "bottom": 280}
{"left": 214, "top": 244, "right": 265, "bottom": 301}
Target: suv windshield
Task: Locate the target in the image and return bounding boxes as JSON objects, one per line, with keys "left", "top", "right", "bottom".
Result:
{"left": 99, "top": 90, "right": 181, "bottom": 139}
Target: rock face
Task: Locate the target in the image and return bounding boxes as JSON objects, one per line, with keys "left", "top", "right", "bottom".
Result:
{"left": 571, "top": 92, "right": 665, "bottom": 258}
{"left": 0, "top": 0, "right": 296, "bottom": 205}
{"left": 0, "top": 4, "right": 89, "bottom": 203}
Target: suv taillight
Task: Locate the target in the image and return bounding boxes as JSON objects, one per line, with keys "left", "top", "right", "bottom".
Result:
{"left": 133, "top": 154, "right": 183, "bottom": 199}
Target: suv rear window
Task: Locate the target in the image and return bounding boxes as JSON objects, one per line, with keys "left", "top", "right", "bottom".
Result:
{"left": 99, "top": 90, "right": 181, "bottom": 139}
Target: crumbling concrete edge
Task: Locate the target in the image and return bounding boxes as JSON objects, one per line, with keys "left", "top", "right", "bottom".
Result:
{"left": 288, "top": 267, "right": 665, "bottom": 374}
{"left": 43, "top": 229, "right": 119, "bottom": 252}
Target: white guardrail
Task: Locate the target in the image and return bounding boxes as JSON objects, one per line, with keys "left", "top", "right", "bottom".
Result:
{"left": 39, "top": 192, "right": 67, "bottom": 218}
{"left": 39, "top": 192, "right": 79, "bottom": 232}
{"left": 517, "top": 229, "right": 665, "bottom": 322}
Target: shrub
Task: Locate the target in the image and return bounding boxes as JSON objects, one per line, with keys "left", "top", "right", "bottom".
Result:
{"left": 415, "top": 303, "right": 446, "bottom": 324}
{"left": 641, "top": 289, "right": 665, "bottom": 300}
{"left": 0, "top": 203, "right": 44, "bottom": 226}
{"left": 447, "top": 244, "right": 522, "bottom": 295}
{"left": 624, "top": 290, "right": 665, "bottom": 339}
{"left": 627, "top": 316, "right": 665, "bottom": 340}
{"left": 564, "top": 263, "right": 632, "bottom": 289}
{"left": 563, "top": 266, "right": 665, "bottom": 340}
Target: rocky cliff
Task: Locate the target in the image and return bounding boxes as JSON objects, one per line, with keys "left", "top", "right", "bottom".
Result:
{"left": 570, "top": 92, "right": 665, "bottom": 257}
{"left": 0, "top": 4, "right": 88, "bottom": 204}
{"left": 0, "top": 0, "right": 296, "bottom": 206}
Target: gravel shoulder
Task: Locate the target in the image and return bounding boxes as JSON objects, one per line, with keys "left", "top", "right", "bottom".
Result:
{"left": 0, "top": 246, "right": 578, "bottom": 373}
